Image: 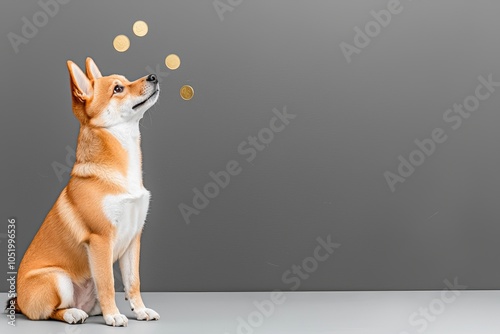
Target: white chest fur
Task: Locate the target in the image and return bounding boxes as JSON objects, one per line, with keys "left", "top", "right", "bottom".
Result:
{"left": 101, "top": 121, "right": 150, "bottom": 260}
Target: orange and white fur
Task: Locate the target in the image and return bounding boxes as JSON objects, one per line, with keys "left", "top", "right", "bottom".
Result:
{"left": 11, "top": 58, "right": 160, "bottom": 326}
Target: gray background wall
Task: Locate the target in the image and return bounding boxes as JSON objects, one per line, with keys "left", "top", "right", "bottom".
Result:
{"left": 1, "top": 0, "right": 500, "bottom": 292}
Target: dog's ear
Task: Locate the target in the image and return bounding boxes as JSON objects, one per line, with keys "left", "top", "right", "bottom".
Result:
{"left": 67, "top": 60, "right": 92, "bottom": 102}
{"left": 86, "top": 57, "right": 102, "bottom": 81}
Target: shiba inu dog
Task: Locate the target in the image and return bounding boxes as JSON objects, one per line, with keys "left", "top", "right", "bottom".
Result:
{"left": 7, "top": 58, "right": 160, "bottom": 326}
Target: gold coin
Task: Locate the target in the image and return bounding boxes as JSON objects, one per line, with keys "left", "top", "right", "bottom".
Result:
{"left": 165, "top": 54, "right": 181, "bottom": 70}
{"left": 180, "top": 85, "right": 194, "bottom": 100}
{"left": 113, "top": 35, "right": 130, "bottom": 52}
{"left": 133, "top": 20, "right": 148, "bottom": 37}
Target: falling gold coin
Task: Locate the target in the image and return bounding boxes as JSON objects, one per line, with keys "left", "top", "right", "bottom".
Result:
{"left": 165, "top": 54, "right": 181, "bottom": 70}
{"left": 113, "top": 35, "right": 130, "bottom": 52}
{"left": 180, "top": 85, "right": 194, "bottom": 100}
{"left": 133, "top": 20, "right": 148, "bottom": 37}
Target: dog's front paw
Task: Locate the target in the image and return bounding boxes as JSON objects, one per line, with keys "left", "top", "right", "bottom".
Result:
{"left": 104, "top": 313, "right": 128, "bottom": 327}
{"left": 134, "top": 308, "right": 160, "bottom": 321}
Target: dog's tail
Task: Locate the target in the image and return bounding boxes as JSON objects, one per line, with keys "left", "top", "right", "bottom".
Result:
{"left": 5, "top": 297, "right": 21, "bottom": 314}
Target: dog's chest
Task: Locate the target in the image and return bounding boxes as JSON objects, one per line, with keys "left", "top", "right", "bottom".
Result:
{"left": 103, "top": 190, "right": 150, "bottom": 260}
{"left": 102, "top": 123, "right": 150, "bottom": 260}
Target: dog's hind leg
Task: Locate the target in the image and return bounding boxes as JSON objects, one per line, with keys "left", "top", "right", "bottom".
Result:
{"left": 50, "top": 308, "right": 89, "bottom": 324}
{"left": 17, "top": 268, "right": 88, "bottom": 324}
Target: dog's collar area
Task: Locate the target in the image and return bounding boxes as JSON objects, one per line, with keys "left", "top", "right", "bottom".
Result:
{"left": 132, "top": 90, "right": 159, "bottom": 110}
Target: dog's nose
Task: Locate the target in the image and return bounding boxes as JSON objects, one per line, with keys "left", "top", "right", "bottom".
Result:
{"left": 146, "top": 74, "right": 158, "bottom": 83}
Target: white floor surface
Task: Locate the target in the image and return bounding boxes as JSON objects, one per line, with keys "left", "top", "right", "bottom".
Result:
{"left": 1, "top": 291, "right": 499, "bottom": 333}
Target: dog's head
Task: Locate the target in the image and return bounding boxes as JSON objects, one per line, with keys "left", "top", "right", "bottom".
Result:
{"left": 66, "top": 58, "right": 159, "bottom": 127}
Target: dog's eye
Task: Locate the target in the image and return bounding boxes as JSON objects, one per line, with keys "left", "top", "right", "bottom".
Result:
{"left": 113, "top": 85, "right": 124, "bottom": 94}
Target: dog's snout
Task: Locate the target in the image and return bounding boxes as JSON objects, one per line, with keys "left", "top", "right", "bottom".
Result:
{"left": 146, "top": 74, "right": 158, "bottom": 83}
